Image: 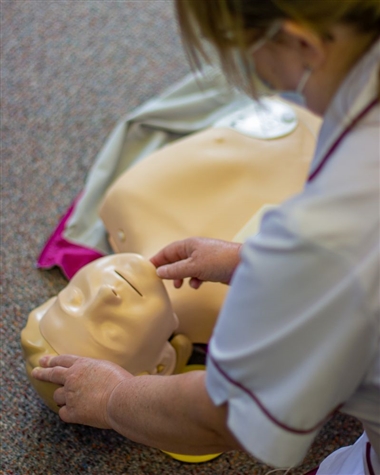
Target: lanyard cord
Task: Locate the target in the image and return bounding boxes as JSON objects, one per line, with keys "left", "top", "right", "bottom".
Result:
{"left": 308, "top": 97, "right": 379, "bottom": 183}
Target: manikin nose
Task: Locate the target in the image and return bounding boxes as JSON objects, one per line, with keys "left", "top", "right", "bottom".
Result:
{"left": 98, "top": 284, "right": 121, "bottom": 299}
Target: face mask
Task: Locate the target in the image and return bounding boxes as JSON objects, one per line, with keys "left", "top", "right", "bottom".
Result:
{"left": 232, "top": 23, "right": 312, "bottom": 107}
{"left": 278, "top": 68, "right": 312, "bottom": 107}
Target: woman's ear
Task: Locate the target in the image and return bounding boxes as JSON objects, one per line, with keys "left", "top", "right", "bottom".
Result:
{"left": 281, "top": 20, "right": 326, "bottom": 70}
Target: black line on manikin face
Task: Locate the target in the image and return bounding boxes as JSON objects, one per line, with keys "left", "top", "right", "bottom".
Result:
{"left": 114, "top": 270, "right": 143, "bottom": 297}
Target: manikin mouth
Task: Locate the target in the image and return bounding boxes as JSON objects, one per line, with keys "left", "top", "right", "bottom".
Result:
{"left": 114, "top": 270, "right": 143, "bottom": 297}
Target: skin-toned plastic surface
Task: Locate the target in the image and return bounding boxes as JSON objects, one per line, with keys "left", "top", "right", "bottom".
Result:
{"left": 100, "top": 105, "right": 321, "bottom": 342}
{"left": 21, "top": 253, "right": 191, "bottom": 412}
{"left": 21, "top": 298, "right": 62, "bottom": 412}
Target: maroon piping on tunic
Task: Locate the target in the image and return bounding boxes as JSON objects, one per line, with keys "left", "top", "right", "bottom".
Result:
{"left": 302, "top": 468, "right": 319, "bottom": 475}
{"left": 366, "top": 442, "right": 376, "bottom": 475}
{"left": 209, "top": 354, "right": 342, "bottom": 435}
{"left": 307, "top": 97, "right": 379, "bottom": 183}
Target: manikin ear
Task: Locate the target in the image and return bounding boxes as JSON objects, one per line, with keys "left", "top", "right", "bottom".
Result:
{"left": 281, "top": 20, "right": 327, "bottom": 70}
{"left": 155, "top": 342, "right": 177, "bottom": 376}
{"left": 170, "top": 334, "right": 193, "bottom": 374}
{"left": 136, "top": 343, "right": 177, "bottom": 376}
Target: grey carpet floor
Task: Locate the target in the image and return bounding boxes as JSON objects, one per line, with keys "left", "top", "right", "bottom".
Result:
{"left": 1, "top": 1, "right": 362, "bottom": 474}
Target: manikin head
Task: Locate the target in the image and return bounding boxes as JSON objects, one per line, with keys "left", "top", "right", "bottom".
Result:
{"left": 21, "top": 253, "right": 187, "bottom": 412}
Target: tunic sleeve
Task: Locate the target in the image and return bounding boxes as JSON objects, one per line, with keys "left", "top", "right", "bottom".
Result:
{"left": 206, "top": 207, "right": 378, "bottom": 468}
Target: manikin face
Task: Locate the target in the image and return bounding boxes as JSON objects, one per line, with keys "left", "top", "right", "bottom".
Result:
{"left": 23, "top": 254, "right": 178, "bottom": 381}
{"left": 39, "top": 253, "right": 179, "bottom": 375}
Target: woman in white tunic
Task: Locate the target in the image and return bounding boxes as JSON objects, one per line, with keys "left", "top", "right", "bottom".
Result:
{"left": 32, "top": 1, "right": 380, "bottom": 474}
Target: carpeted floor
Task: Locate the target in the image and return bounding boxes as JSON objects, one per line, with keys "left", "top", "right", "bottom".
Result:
{"left": 1, "top": 1, "right": 363, "bottom": 474}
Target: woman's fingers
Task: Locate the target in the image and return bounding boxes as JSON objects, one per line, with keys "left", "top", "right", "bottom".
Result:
{"left": 31, "top": 365, "right": 67, "bottom": 386}
{"left": 150, "top": 239, "right": 193, "bottom": 268}
{"left": 53, "top": 387, "right": 66, "bottom": 407}
{"left": 151, "top": 237, "right": 241, "bottom": 285}
{"left": 152, "top": 238, "right": 205, "bottom": 281}
{"left": 31, "top": 354, "right": 80, "bottom": 385}
{"left": 173, "top": 279, "right": 184, "bottom": 288}
{"left": 156, "top": 258, "right": 194, "bottom": 280}
{"left": 189, "top": 277, "right": 203, "bottom": 289}
{"left": 39, "top": 354, "right": 79, "bottom": 368}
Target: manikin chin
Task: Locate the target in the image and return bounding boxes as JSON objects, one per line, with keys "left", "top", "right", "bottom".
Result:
{"left": 21, "top": 253, "right": 192, "bottom": 412}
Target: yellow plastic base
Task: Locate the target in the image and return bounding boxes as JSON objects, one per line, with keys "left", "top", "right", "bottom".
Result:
{"left": 162, "top": 450, "right": 222, "bottom": 463}
{"left": 162, "top": 364, "right": 222, "bottom": 463}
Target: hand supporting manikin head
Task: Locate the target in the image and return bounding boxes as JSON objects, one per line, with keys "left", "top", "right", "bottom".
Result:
{"left": 21, "top": 253, "right": 192, "bottom": 412}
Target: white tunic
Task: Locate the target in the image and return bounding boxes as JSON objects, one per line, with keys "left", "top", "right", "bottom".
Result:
{"left": 206, "top": 38, "right": 380, "bottom": 473}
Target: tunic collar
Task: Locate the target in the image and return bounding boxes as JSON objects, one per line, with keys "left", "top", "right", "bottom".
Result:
{"left": 310, "top": 37, "right": 380, "bottom": 178}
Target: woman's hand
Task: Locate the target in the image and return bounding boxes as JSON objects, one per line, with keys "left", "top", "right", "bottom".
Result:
{"left": 32, "top": 354, "right": 241, "bottom": 454}
{"left": 31, "top": 354, "right": 132, "bottom": 428}
{"left": 150, "top": 237, "right": 242, "bottom": 289}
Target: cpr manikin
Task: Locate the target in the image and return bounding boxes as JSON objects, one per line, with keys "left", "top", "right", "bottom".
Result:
{"left": 99, "top": 99, "right": 322, "bottom": 342}
{"left": 21, "top": 253, "right": 192, "bottom": 412}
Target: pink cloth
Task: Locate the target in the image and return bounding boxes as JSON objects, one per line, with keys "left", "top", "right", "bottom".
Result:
{"left": 36, "top": 196, "right": 104, "bottom": 279}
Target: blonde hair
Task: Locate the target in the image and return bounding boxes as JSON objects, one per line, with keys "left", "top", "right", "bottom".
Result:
{"left": 175, "top": 0, "right": 380, "bottom": 96}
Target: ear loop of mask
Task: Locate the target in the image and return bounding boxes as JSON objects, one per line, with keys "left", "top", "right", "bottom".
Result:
{"left": 231, "top": 22, "right": 281, "bottom": 96}
{"left": 296, "top": 67, "right": 312, "bottom": 93}
{"left": 250, "top": 21, "right": 282, "bottom": 55}
{"left": 244, "top": 21, "right": 281, "bottom": 96}
{"left": 279, "top": 66, "right": 312, "bottom": 106}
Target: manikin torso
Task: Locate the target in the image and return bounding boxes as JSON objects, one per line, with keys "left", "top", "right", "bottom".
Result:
{"left": 100, "top": 102, "right": 321, "bottom": 342}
